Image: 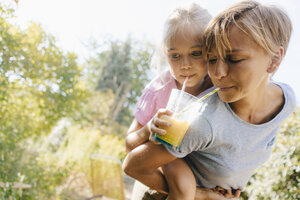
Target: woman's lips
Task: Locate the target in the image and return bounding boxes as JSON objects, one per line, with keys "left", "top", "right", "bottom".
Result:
{"left": 219, "top": 86, "right": 234, "bottom": 91}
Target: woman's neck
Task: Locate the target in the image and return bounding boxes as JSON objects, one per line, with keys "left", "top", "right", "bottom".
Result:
{"left": 229, "top": 83, "right": 284, "bottom": 124}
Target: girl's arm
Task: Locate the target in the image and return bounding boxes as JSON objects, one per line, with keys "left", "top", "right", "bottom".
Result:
{"left": 125, "top": 109, "right": 172, "bottom": 153}
{"left": 125, "top": 119, "right": 151, "bottom": 153}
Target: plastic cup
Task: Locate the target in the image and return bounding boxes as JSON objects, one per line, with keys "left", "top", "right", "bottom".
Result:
{"left": 154, "top": 89, "right": 200, "bottom": 147}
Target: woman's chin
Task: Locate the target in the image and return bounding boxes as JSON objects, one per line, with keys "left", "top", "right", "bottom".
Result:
{"left": 218, "top": 93, "right": 237, "bottom": 103}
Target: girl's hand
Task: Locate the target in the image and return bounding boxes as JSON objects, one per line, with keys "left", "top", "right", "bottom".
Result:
{"left": 147, "top": 109, "right": 173, "bottom": 144}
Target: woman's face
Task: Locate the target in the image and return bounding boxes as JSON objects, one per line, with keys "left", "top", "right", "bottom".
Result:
{"left": 166, "top": 31, "right": 207, "bottom": 90}
{"left": 207, "top": 25, "right": 272, "bottom": 103}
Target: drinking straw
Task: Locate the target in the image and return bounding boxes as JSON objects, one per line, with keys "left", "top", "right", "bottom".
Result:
{"left": 173, "top": 88, "right": 219, "bottom": 117}
{"left": 172, "top": 77, "right": 189, "bottom": 118}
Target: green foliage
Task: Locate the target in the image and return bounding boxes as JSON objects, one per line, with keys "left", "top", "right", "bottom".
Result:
{"left": 0, "top": 2, "right": 88, "bottom": 199}
{"left": 36, "top": 125, "right": 126, "bottom": 199}
{"left": 0, "top": 150, "right": 70, "bottom": 200}
{"left": 53, "top": 126, "right": 126, "bottom": 171}
{"left": 70, "top": 89, "right": 130, "bottom": 137}
{"left": 241, "top": 108, "right": 300, "bottom": 200}
{"left": 0, "top": 8, "right": 87, "bottom": 143}
{"left": 71, "top": 90, "right": 114, "bottom": 128}
{"left": 86, "top": 37, "right": 154, "bottom": 126}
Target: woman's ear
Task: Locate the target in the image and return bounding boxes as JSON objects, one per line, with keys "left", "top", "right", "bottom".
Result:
{"left": 267, "top": 47, "right": 284, "bottom": 74}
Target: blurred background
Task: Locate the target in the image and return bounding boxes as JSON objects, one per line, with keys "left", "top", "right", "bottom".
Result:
{"left": 0, "top": 0, "right": 299, "bottom": 199}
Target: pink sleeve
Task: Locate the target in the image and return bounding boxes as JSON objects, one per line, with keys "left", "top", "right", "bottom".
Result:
{"left": 133, "top": 88, "right": 158, "bottom": 126}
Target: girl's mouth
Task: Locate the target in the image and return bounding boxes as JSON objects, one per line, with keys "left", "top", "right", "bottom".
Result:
{"left": 182, "top": 74, "right": 195, "bottom": 79}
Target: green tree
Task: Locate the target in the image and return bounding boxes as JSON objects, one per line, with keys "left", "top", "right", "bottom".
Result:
{"left": 0, "top": 2, "right": 87, "bottom": 199}
{"left": 87, "top": 37, "right": 154, "bottom": 127}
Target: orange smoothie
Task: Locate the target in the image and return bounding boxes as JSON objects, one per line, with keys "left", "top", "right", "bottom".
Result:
{"left": 156, "top": 116, "right": 190, "bottom": 147}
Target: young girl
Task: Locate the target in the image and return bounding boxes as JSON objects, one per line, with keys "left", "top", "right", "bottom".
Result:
{"left": 123, "top": 1, "right": 296, "bottom": 199}
{"left": 125, "top": 3, "right": 221, "bottom": 200}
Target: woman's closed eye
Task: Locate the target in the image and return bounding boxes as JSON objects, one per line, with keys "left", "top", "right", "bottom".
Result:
{"left": 226, "top": 56, "right": 244, "bottom": 64}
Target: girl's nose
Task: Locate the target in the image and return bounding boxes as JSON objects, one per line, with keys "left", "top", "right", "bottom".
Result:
{"left": 181, "top": 57, "right": 192, "bottom": 69}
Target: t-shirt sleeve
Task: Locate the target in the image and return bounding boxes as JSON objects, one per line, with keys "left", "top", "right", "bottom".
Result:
{"left": 133, "top": 88, "right": 157, "bottom": 126}
{"left": 282, "top": 82, "right": 297, "bottom": 115}
{"left": 163, "top": 115, "right": 213, "bottom": 158}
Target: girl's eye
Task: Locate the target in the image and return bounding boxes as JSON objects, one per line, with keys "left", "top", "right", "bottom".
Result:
{"left": 170, "top": 54, "right": 180, "bottom": 59}
{"left": 191, "top": 51, "right": 202, "bottom": 57}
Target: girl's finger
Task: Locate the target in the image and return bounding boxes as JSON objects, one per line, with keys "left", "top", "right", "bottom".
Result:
{"left": 157, "top": 109, "right": 173, "bottom": 118}
{"left": 153, "top": 117, "right": 172, "bottom": 128}
{"left": 151, "top": 124, "right": 167, "bottom": 135}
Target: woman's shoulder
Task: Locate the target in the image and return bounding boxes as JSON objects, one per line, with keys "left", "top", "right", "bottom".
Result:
{"left": 197, "top": 92, "right": 226, "bottom": 120}
{"left": 274, "top": 81, "right": 297, "bottom": 114}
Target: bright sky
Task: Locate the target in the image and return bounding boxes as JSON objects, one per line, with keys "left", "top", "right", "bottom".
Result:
{"left": 12, "top": 0, "right": 300, "bottom": 104}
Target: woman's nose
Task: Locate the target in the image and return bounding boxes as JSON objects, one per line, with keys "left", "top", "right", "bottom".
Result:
{"left": 213, "top": 60, "right": 228, "bottom": 79}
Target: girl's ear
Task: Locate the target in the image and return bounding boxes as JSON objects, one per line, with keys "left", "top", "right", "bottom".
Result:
{"left": 267, "top": 47, "right": 284, "bottom": 74}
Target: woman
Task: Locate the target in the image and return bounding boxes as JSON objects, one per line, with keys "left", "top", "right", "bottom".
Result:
{"left": 123, "top": 1, "right": 296, "bottom": 199}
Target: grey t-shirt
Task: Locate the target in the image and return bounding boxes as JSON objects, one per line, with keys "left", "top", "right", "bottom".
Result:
{"left": 164, "top": 82, "right": 296, "bottom": 190}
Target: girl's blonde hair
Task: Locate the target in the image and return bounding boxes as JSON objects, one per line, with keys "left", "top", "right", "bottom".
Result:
{"left": 151, "top": 3, "right": 212, "bottom": 73}
{"left": 204, "top": 0, "right": 292, "bottom": 60}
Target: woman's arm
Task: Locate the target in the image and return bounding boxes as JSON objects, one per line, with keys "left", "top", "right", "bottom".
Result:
{"left": 195, "top": 188, "right": 240, "bottom": 200}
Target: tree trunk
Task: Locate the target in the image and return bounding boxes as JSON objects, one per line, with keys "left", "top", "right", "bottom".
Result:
{"left": 109, "top": 82, "right": 131, "bottom": 125}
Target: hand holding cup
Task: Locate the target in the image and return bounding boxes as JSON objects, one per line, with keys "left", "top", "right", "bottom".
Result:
{"left": 148, "top": 109, "right": 173, "bottom": 144}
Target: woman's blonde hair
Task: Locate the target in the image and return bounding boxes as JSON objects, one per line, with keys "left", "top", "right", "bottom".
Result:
{"left": 204, "top": 0, "right": 292, "bottom": 60}
{"left": 151, "top": 3, "right": 212, "bottom": 73}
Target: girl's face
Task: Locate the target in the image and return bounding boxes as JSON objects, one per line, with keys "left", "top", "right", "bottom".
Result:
{"left": 207, "top": 25, "right": 272, "bottom": 103}
{"left": 166, "top": 31, "right": 207, "bottom": 91}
